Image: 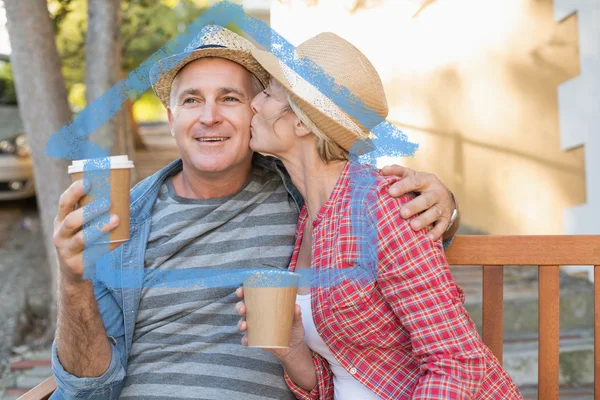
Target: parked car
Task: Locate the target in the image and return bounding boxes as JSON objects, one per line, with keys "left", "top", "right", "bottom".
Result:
{"left": 0, "top": 105, "right": 35, "bottom": 200}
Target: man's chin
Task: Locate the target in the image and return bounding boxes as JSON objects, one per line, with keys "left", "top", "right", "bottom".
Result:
{"left": 184, "top": 152, "right": 253, "bottom": 174}
{"left": 190, "top": 162, "right": 231, "bottom": 174}
{"left": 183, "top": 156, "right": 230, "bottom": 173}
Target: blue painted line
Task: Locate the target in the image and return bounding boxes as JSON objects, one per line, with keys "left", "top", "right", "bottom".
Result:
{"left": 44, "top": 1, "right": 418, "bottom": 290}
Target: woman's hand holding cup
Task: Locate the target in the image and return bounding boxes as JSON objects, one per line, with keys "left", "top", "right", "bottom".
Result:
{"left": 235, "top": 286, "right": 307, "bottom": 362}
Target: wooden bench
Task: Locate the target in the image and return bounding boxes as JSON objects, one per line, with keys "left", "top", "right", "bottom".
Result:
{"left": 446, "top": 235, "right": 600, "bottom": 400}
{"left": 18, "top": 376, "right": 56, "bottom": 400}
{"left": 20, "top": 235, "right": 600, "bottom": 399}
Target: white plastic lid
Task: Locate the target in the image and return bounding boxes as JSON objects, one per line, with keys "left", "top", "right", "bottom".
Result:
{"left": 68, "top": 155, "right": 135, "bottom": 174}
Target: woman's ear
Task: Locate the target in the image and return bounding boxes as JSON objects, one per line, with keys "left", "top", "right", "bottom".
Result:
{"left": 294, "top": 117, "right": 312, "bottom": 138}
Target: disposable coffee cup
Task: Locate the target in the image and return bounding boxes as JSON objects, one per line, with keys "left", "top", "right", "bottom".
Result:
{"left": 68, "top": 155, "right": 134, "bottom": 250}
{"left": 243, "top": 270, "right": 301, "bottom": 348}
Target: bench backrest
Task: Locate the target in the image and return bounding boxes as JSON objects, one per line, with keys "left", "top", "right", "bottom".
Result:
{"left": 445, "top": 235, "right": 600, "bottom": 400}
{"left": 21, "top": 235, "right": 600, "bottom": 400}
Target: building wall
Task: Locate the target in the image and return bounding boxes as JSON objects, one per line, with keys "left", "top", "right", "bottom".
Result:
{"left": 555, "top": 0, "right": 600, "bottom": 235}
{"left": 206, "top": 0, "right": 271, "bottom": 24}
{"left": 270, "top": 0, "right": 588, "bottom": 235}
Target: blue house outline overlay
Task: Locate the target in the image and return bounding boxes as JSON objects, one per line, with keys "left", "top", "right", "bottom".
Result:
{"left": 43, "top": 1, "right": 419, "bottom": 290}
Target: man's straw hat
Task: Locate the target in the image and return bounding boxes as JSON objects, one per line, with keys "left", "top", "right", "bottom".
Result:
{"left": 150, "top": 26, "right": 270, "bottom": 108}
{"left": 251, "top": 32, "right": 389, "bottom": 153}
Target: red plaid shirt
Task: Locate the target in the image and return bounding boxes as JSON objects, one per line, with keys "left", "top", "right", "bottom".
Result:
{"left": 284, "top": 162, "right": 522, "bottom": 399}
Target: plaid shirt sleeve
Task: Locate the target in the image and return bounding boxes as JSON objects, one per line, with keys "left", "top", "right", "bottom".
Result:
{"left": 373, "top": 189, "right": 487, "bottom": 399}
{"left": 283, "top": 351, "right": 334, "bottom": 400}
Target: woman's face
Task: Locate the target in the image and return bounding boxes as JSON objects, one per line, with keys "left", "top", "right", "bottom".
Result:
{"left": 250, "top": 79, "right": 298, "bottom": 157}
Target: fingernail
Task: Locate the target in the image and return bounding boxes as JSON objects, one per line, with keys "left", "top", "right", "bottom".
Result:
{"left": 413, "top": 221, "right": 421, "bottom": 229}
{"left": 427, "top": 234, "right": 434, "bottom": 240}
{"left": 110, "top": 214, "right": 119, "bottom": 224}
{"left": 401, "top": 208, "right": 410, "bottom": 218}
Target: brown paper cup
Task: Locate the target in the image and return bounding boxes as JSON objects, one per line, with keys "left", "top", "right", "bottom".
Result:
{"left": 243, "top": 270, "right": 301, "bottom": 348}
{"left": 69, "top": 156, "right": 134, "bottom": 251}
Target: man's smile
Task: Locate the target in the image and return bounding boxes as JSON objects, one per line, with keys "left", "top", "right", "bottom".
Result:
{"left": 194, "top": 137, "right": 230, "bottom": 143}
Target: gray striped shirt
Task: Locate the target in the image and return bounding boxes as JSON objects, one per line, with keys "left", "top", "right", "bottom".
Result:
{"left": 120, "top": 165, "right": 299, "bottom": 399}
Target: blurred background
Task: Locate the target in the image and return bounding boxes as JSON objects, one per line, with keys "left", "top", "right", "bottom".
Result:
{"left": 0, "top": 0, "right": 597, "bottom": 398}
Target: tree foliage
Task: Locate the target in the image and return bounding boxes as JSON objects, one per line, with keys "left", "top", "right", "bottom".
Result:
{"left": 0, "top": 60, "right": 17, "bottom": 104}
{"left": 0, "top": 1, "right": 210, "bottom": 115}
{"left": 54, "top": 0, "right": 207, "bottom": 113}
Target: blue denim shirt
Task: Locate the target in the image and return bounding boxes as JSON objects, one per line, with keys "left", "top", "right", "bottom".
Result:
{"left": 50, "top": 154, "right": 303, "bottom": 399}
{"left": 50, "top": 155, "right": 454, "bottom": 399}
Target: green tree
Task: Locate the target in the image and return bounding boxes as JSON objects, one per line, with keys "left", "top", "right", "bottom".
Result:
{"left": 3, "top": 0, "right": 210, "bottom": 342}
{"left": 0, "top": 60, "right": 17, "bottom": 104}
{"left": 4, "top": 0, "right": 75, "bottom": 343}
{"left": 51, "top": 0, "right": 207, "bottom": 119}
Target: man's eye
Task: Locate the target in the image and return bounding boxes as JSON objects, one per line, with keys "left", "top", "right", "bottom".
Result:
{"left": 183, "top": 98, "right": 197, "bottom": 104}
{"left": 224, "top": 96, "right": 240, "bottom": 102}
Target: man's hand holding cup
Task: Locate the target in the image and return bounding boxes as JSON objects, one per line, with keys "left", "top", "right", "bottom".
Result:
{"left": 53, "top": 155, "right": 134, "bottom": 284}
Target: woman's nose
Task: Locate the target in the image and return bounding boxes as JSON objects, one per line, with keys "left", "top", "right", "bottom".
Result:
{"left": 250, "top": 93, "right": 261, "bottom": 115}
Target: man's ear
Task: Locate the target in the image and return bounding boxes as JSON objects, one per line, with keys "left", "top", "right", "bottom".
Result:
{"left": 167, "top": 107, "right": 176, "bottom": 137}
{"left": 294, "top": 117, "right": 312, "bottom": 138}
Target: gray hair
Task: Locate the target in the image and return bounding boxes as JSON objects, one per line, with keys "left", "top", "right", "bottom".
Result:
{"left": 169, "top": 73, "right": 181, "bottom": 109}
{"left": 250, "top": 74, "right": 264, "bottom": 96}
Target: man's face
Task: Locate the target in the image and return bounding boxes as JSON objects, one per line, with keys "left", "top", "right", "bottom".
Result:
{"left": 167, "top": 58, "right": 256, "bottom": 176}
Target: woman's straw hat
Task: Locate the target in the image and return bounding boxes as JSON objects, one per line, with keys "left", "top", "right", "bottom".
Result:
{"left": 150, "top": 26, "right": 270, "bottom": 108}
{"left": 251, "top": 32, "right": 388, "bottom": 152}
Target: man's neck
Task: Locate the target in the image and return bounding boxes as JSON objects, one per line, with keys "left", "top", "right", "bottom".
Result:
{"left": 171, "top": 159, "right": 253, "bottom": 199}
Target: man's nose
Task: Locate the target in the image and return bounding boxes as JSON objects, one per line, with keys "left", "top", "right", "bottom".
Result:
{"left": 198, "top": 102, "right": 222, "bottom": 126}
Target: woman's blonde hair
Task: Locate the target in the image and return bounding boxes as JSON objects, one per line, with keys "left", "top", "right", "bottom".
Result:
{"left": 286, "top": 95, "right": 350, "bottom": 163}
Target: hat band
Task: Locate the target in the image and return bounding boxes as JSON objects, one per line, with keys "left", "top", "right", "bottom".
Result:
{"left": 193, "top": 44, "right": 227, "bottom": 50}
{"left": 278, "top": 61, "right": 364, "bottom": 137}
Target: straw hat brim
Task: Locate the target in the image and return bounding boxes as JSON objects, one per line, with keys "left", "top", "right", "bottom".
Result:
{"left": 251, "top": 47, "right": 369, "bottom": 153}
{"left": 152, "top": 48, "right": 270, "bottom": 108}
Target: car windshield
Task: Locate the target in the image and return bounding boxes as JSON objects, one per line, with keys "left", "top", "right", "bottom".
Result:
{"left": 0, "top": 106, "right": 23, "bottom": 141}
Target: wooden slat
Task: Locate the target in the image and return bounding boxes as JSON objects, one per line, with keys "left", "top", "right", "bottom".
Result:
{"left": 18, "top": 376, "right": 56, "bottom": 400}
{"left": 446, "top": 235, "right": 600, "bottom": 266}
{"left": 594, "top": 265, "right": 600, "bottom": 400}
{"left": 538, "top": 265, "right": 560, "bottom": 400}
{"left": 482, "top": 265, "right": 504, "bottom": 364}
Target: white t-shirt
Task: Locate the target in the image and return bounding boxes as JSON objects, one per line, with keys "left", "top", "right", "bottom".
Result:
{"left": 296, "top": 293, "right": 380, "bottom": 400}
